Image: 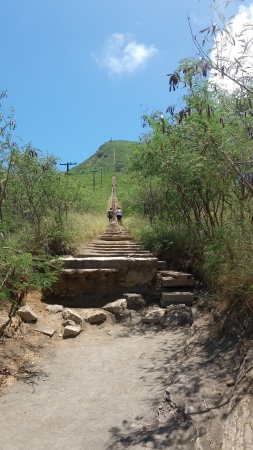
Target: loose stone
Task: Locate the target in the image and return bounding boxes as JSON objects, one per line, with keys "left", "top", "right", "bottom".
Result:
{"left": 16, "top": 305, "right": 38, "bottom": 322}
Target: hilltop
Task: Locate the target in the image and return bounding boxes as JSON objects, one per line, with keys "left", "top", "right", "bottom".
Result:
{"left": 71, "top": 140, "right": 136, "bottom": 175}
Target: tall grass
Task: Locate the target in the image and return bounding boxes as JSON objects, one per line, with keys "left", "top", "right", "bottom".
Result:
{"left": 66, "top": 212, "right": 107, "bottom": 254}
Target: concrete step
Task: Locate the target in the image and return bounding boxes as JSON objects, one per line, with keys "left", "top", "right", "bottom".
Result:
{"left": 60, "top": 256, "right": 158, "bottom": 270}
{"left": 85, "top": 243, "right": 144, "bottom": 248}
{"left": 76, "top": 249, "right": 153, "bottom": 258}
{"left": 161, "top": 292, "right": 194, "bottom": 306}
{"left": 159, "top": 270, "right": 196, "bottom": 287}
{"left": 100, "top": 236, "right": 132, "bottom": 241}
{"left": 157, "top": 261, "right": 167, "bottom": 270}
{"left": 78, "top": 253, "right": 152, "bottom": 257}
{"left": 161, "top": 277, "right": 196, "bottom": 287}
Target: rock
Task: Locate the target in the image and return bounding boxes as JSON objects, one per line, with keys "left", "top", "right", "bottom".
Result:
{"left": 16, "top": 305, "right": 38, "bottom": 322}
{"left": 63, "top": 325, "right": 81, "bottom": 338}
{"left": 10, "top": 316, "right": 21, "bottom": 329}
{"left": 62, "top": 308, "right": 83, "bottom": 325}
{"left": 82, "top": 309, "right": 107, "bottom": 324}
{"left": 62, "top": 319, "right": 76, "bottom": 327}
{"left": 128, "top": 310, "right": 142, "bottom": 325}
{"left": 102, "top": 299, "right": 127, "bottom": 315}
{"left": 46, "top": 304, "right": 64, "bottom": 314}
{"left": 226, "top": 379, "right": 235, "bottom": 387}
{"left": 34, "top": 321, "right": 56, "bottom": 337}
{"left": 142, "top": 307, "right": 165, "bottom": 324}
{"left": 162, "top": 305, "right": 193, "bottom": 328}
{"left": 123, "top": 293, "right": 146, "bottom": 309}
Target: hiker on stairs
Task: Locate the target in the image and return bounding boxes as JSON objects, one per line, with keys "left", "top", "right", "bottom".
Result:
{"left": 107, "top": 207, "right": 114, "bottom": 223}
{"left": 116, "top": 206, "right": 122, "bottom": 223}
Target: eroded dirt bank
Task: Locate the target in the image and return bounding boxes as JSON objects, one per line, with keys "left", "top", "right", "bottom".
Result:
{"left": 0, "top": 299, "right": 253, "bottom": 449}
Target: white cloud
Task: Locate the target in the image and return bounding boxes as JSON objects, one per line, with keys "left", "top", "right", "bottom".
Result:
{"left": 211, "top": 3, "right": 253, "bottom": 91}
{"left": 94, "top": 33, "right": 158, "bottom": 75}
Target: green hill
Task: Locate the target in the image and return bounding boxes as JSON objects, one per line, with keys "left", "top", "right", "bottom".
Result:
{"left": 71, "top": 140, "right": 135, "bottom": 176}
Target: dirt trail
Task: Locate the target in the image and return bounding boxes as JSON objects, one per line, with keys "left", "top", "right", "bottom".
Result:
{"left": 0, "top": 323, "right": 190, "bottom": 450}
{"left": 1, "top": 305, "right": 253, "bottom": 449}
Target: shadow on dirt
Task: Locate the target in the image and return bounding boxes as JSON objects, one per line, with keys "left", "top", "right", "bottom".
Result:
{"left": 104, "top": 310, "right": 249, "bottom": 449}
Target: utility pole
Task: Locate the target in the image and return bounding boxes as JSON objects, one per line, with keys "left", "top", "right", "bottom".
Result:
{"left": 114, "top": 145, "right": 116, "bottom": 173}
{"left": 91, "top": 170, "right": 97, "bottom": 191}
{"left": 60, "top": 162, "right": 77, "bottom": 174}
{"left": 99, "top": 168, "right": 103, "bottom": 185}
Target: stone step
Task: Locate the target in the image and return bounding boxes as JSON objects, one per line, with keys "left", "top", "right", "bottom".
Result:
{"left": 157, "top": 261, "right": 167, "bottom": 270}
{"left": 60, "top": 256, "right": 158, "bottom": 270}
{"left": 161, "top": 292, "right": 194, "bottom": 306}
{"left": 87, "top": 246, "right": 141, "bottom": 250}
{"left": 161, "top": 277, "right": 196, "bottom": 287}
{"left": 44, "top": 256, "right": 158, "bottom": 305}
{"left": 101, "top": 231, "right": 130, "bottom": 235}
{"left": 82, "top": 245, "right": 150, "bottom": 250}
{"left": 78, "top": 253, "right": 152, "bottom": 258}
{"left": 61, "top": 268, "right": 119, "bottom": 274}
{"left": 160, "top": 270, "right": 196, "bottom": 287}
{"left": 85, "top": 243, "right": 143, "bottom": 248}
{"left": 76, "top": 249, "right": 153, "bottom": 258}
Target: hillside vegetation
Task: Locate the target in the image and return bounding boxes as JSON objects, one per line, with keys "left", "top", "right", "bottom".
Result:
{"left": 71, "top": 140, "right": 135, "bottom": 176}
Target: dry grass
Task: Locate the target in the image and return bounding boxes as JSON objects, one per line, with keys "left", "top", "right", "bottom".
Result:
{"left": 66, "top": 212, "right": 107, "bottom": 253}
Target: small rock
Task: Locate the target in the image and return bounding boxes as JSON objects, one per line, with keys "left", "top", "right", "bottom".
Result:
{"left": 10, "top": 316, "right": 21, "bottom": 329}
{"left": 46, "top": 304, "right": 64, "bottom": 314}
{"left": 123, "top": 293, "right": 146, "bottom": 309}
{"left": 63, "top": 325, "right": 81, "bottom": 338}
{"left": 34, "top": 321, "right": 56, "bottom": 337}
{"left": 82, "top": 310, "right": 107, "bottom": 324}
{"left": 103, "top": 299, "right": 127, "bottom": 315}
{"left": 226, "top": 379, "right": 235, "bottom": 387}
{"left": 142, "top": 307, "right": 165, "bottom": 324}
{"left": 162, "top": 304, "right": 192, "bottom": 328}
{"left": 62, "top": 308, "right": 83, "bottom": 325}
{"left": 16, "top": 305, "right": 38, "bottom": 322}
{"left": 62, "top": 319, "right": 76, "bottom": 327}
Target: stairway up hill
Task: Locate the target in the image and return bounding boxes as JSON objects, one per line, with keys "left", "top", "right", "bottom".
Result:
{"left": 43, "top": 222, "right": 158, "bottom": 308}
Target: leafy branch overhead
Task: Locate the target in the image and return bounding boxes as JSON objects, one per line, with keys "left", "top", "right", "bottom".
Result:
{"left": 167, "top": 1, "right": 253, "bottom": 96}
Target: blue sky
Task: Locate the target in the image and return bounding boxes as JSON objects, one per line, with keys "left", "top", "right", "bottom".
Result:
{"left": 1, "top": 0, "right": 252, "bottom": 169}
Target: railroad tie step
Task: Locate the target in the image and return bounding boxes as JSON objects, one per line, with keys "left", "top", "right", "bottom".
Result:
{"left": 161, "top": 291, "right": 194, "bottom": 306}
{"left": 160, "top": 270, "right": 196, "bottom": 287}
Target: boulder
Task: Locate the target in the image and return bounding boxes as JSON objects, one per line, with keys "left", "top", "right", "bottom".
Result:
{"left": 142, "top": 307, "right": 165, "bottom": 324}
{"left": 62, "top": 308, "right": 83, "bottom": 325}
{"left": 46, "top": 304, "right": 64, "bottom": 314}
{"left": 17, "top": 305, "right": 38, "bottom": 322}
{"left": 162, "top": 304, "right": 193, "bottom": 328}
{"left": 63, "top": 325, "right": 81, "bottom": 338}
{"left": 82, "top": 309, "right": 107, "bottom": 324}
{"left": 103, "top": 299, "right": 127, "bottom": 315}
{"left": 123, "top": 293, "right": 146, "bottom": 309}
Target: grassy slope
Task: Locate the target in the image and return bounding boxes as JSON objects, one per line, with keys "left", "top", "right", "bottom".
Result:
{"left": 71, "top": 140, "right": 135, "bottom": 176}
{"left": 68, "top": 139, "right": 136, "bottom": 215}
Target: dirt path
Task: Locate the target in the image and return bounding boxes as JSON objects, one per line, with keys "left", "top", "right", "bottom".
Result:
{"left": 0, "top": 323, "right": 191, "bottom": 450}
{"left": 1, "top": 304, "right": 253, "bottom": 450}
